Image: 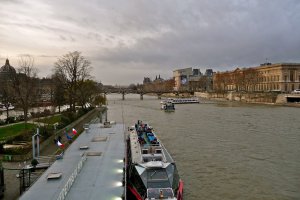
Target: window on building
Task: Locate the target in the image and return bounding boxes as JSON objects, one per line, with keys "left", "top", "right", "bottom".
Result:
{"left": 290, "top": 71, "right": 294, "bottom": 82}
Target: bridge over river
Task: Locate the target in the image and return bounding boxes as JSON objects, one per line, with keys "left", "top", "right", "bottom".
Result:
{"left": 103, "top": 87, "right": 195, "bottom": 100}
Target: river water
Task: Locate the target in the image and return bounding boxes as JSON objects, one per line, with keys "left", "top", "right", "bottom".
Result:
{"left": 106, "top": 94, "right": 300, "bottom": 200}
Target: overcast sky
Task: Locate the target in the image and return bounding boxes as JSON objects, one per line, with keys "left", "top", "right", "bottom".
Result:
{"left": 0, "top": 0, "right": 300, "bottom": 85}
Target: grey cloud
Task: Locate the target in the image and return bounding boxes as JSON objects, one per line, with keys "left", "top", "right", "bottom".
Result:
{"left": 93, "top": 0, "right": 300, "bottom": 71}
{"left": 38, "top": 55, "right": 58, "bottom": 58}
{"left": 60, "top": 35, "right": 67, "bottom": 41}
{"left": 1, "top": 0, "right": 300, "bottom": 85}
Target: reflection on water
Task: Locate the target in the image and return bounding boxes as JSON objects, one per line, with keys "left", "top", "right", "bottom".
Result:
{"left": 107, "top": 94, "right": 300, "bottom": 200}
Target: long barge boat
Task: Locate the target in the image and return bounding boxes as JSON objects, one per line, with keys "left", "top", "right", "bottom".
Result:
{"left": 161, "top": 98, "right": 199, "bottom": 104}
{"left": 126, "top": 120, "right": 183, "bottom": 200}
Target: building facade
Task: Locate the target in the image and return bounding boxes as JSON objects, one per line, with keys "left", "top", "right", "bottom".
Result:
{"left": 173, "top": 68, "right": 193, "bottom": 91}
{"left": 0, "top": 59, "right": 16, "bottom": 80}
{"left": 173, "top": 67, "right": 213, "bottom": 91}
{"left": 213, "top": 63, "right": 300, "bottom": 93}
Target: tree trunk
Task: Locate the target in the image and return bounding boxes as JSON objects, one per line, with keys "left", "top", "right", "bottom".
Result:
{"left": 24, "top": 109, "right": 28, "bottom": 128}
{"left": 5, "top": 108, "right": 9, "bottom": 124}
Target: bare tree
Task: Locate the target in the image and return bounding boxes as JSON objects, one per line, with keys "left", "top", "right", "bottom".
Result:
{"left": 77, "top": 79, "right": 99, "bottom": 109}
{"left": 54, "top": 51, "right": 92, "bottom": 112}
{"left": 51, "top": 73, "right": 66, "bottom": 113}
{"left": 0, "top": 81, "right": 15, "bottom": 123}
{"left": 244, "top": 68, "right": 261, "bottom": 92}
{"left": 11, "top": 55, "right": 38, "bottom": 124}
{"left": 0, "top": 60, "right": 16, "bottom": 123}
{"left": 213, "top": 72, "right": 230, "bottom": 96}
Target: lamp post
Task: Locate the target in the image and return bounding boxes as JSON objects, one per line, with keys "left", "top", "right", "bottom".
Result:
{"left": 32, "top": 128, "right": 40, "bottom": 159}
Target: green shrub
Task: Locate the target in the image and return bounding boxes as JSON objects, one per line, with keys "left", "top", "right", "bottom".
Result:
{"left": 31, "top": 159, "right": 39, "bottom": 167}
{"left": 39, "top": 126, "right": 53, "bottom": 138}
{"left": 0, "top": 120, "right": 5, "bottom": 126}
{"left": 6, "top": 117, "right": 16, "bottom": 124}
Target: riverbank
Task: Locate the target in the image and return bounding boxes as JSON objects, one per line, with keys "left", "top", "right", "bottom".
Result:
{"left": 159, "top": 91, "right": 300, "bottom": 107}
{"left": 194, "top": 91, "right": 300, "bottom": 108}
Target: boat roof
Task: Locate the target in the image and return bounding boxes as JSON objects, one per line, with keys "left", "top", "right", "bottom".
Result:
{"left": 20, "top": 122, "right": 125, "bottom": 200}
{"left": 129, "top": 128, "right": 174, "bottom": 165}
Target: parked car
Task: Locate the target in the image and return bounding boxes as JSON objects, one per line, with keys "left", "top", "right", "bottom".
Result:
{"left": 291, "top": 89, "right": 300, "bottom": 94}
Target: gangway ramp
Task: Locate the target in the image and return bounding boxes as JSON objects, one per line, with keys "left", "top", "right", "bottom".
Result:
{"left": 20, "top": 122, "right": 125, "bottom": 200}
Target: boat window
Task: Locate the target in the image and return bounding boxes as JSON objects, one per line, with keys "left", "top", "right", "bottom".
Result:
{"left": 147, "top": 169, "right": 168, "bottom": 180}
{"left": 147, "top": 169, "right": 171, "bottom": 188}
{"left": 142, "top": 149, "right": 148, "bottom": 154}
{"left": 155, "top": 149, "right": 162, "bottom": 154}
{"left": 147, "top": 188, "right": 174, "bottom": 199}
{"left": 142, "top": 155, "right": 162, "bottom": 162}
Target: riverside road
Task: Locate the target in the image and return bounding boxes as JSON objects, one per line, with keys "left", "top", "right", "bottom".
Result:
{"left": 107, "top": 94, "right": 300, "bottom": 200}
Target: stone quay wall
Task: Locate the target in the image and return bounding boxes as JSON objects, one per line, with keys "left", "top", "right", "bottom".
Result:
{"left": 195, "top": 92, "right": 279, "bottom": 104}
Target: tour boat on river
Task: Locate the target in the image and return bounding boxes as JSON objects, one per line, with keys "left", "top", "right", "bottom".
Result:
{"left": 161, "top": 101, "right": 175, "bottom": 112}
{"left": 126, "top": 120, "right": 183, "bottom": 200}
{"left": 161, "top": 97, "right": 199, "bottom": 104}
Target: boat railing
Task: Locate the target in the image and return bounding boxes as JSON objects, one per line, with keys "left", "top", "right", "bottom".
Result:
{"left": 142, "top": 154, "right": 163, "bottom": 162}
{"left": 140, "top": 144, "right": 167, "bottom": 162}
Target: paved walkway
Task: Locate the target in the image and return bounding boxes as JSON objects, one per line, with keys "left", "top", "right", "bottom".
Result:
{"left": 2, "top": 141, "right": 58, "bottom": 200}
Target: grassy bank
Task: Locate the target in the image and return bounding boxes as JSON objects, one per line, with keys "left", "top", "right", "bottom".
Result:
{"left": 0, "top": 123, "right": 36, "bottom": 140}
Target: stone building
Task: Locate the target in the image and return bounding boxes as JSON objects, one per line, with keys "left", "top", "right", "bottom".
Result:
{"left": 213, "top": 63, "right": 300, "bottom": 93}
{"left": 37, "top": 78, "right": 54, "bottom": 102}
{"left": 0, "top": 59, "right": 16, "bottom": 81}
{"left": 0, "top": 59, "right": 55, "bottom": 103}
{"left": 173, "top": 67, "right": 213, "bottom": 91}
{"left": 0, "top": 59, "right": 16, "bottom": 100}
{"left": 173, "top": 68, "right": 193, "bottom": 91}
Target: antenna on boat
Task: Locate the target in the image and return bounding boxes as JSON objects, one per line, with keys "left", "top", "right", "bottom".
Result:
{"left": 105, "top": 95, "right": 108, "bottom": 122}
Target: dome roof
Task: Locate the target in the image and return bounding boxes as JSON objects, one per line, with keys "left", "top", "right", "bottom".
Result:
{"left": 0, "top": 59, "right": 16, "bottom": 74}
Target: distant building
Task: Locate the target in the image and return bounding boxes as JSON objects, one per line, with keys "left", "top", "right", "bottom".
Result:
{"left": 213, "top": 63, "right": 300, "bottom": 93}
{"left": 205, "top": 69, "right": 213, "bottom": 76}
{"left": 0, "top": 59, "right": 56, "bottom": 103}
{"left": 0, "top": 59, "right": 16, "bottom": 81}
{"left": 192, "top": 69, "right": 201, "bottom": 76}
{"left": 153, "top": 74, "right": 164, "bottom": 83}
{"left": 173, "top": 68, "right": 193, "bottom": 91}
{"left": 37, "top": 78, "right": 54, "bottom": 102}
{"left": 0, "top": 59, "right": 16, "bottom": 99}
{"left": 173, "top": 67, "right": 213, "bottom": 91}
{"left": 143, "top": 77, "right": 151, "bottom": 84}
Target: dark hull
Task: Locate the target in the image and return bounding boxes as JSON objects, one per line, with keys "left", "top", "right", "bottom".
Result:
{"left": 125, "top": 121, "right": 183, "bottom": 200}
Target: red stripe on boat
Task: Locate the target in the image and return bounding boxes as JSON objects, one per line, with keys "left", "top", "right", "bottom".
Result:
{"left": 128, "top": 185, "right": 143, "bottom": 200}
{"left": 177, "top": 179, "right": 184, "bottom": 200}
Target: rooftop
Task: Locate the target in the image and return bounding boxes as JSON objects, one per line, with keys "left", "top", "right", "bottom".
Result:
{"left": 20, "top": 121, "right": 125, "bottom": 200}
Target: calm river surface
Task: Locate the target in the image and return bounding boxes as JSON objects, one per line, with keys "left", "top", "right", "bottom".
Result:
{"left": 106, "top": 94, "right": 300, "bottom": 200}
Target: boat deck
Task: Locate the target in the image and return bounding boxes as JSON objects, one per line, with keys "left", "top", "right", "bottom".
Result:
{"left": 129, "top": 129, "right": 174, "bottom": 164}
{"left": 20, "top": 122, "right": 125, "bottom": 200}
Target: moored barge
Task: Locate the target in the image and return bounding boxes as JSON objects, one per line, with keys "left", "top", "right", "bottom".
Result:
{"left": 126, "top": 120, "right": 183, "bottom": 200}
